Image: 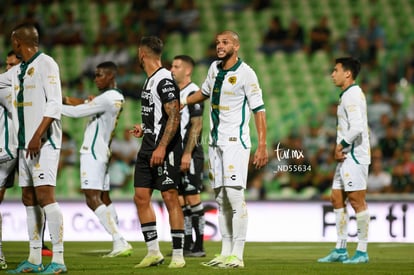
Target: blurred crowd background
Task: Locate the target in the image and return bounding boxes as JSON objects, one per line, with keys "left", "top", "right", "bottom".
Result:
{"left": 1, "top": 0, "right": 414, "bottom": 201}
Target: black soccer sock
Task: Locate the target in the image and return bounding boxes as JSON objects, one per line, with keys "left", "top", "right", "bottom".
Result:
{"left": 183, "top": 205, "right": 193, "bottom": 250}
{"left": 191, "top": 203, "right": 205, "bottom": 251}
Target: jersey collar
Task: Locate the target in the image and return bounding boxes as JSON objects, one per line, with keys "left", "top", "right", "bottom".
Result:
{"left": 339, "top": 83, "right": 357, "bottom": 98}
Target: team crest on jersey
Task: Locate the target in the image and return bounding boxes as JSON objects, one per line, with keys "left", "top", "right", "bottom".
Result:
{"left": 228, "top": 76, "right": 237, "bottom": 85}
{"left": 27, "top": 67, "right": 34, "bottom": 76}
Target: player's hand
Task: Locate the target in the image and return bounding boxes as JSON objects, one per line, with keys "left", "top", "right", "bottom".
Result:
{"left": 180, "top": 153, "right": 191, "bottom": 172}
{"left": 334, "top": 144, "right": 346, "bottom": 162}
{"left": 129, "top": 124, "right": 143, "bottom": 138}
{"left": 253, "top": 144, "right": 268, "bottom": 169}
{"left": 150, "top": 146, "right": 166, "bottom": 167}
{"left": 26, "top": 136, "right": 42, "bottom": 159}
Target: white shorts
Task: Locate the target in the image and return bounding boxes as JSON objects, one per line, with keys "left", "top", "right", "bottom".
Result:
{"left": 208, "top": 145, "right": 250, "bottom": 189}
{"left": 19, "top": 144, "right": 60, "bottom": 187}
{"left": 332, "top": 158, "right": 369, "bottom": 192}
{"left": 80, "top": 154, "right": 110, "bottom": 191}
{"left": 0, "top": 158, "right": 17, "bottom": 188}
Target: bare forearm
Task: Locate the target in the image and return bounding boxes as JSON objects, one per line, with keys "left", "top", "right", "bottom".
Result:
{"left": 33, "top": 117, "right": 55, "bottom": 139}
{"left": 184, "top": 117, "right": 202, "bottom": 154}
{"left": 185, "top": 90, "right": 208, "bottom": 105}
{"left": 254, "top": 111, "right": 267, "bottom": 147}
{"left": 63, "top": 96, "right": 86, "bottom": 106}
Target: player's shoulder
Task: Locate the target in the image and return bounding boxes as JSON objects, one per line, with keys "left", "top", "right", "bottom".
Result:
{"left": 181, "top": 82, "right": 200, "bottom": 96}
{"left": 36, "top": 52, "right": 59, "bottom": 68}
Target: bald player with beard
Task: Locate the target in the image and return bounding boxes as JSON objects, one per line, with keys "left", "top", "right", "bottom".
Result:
{"left": 182, "top": 30, "right": 268, "bottom": 269}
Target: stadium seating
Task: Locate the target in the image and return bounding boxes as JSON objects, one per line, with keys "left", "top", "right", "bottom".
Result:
{"left": 2, "top": 0, "right": 414, "bottom": 200}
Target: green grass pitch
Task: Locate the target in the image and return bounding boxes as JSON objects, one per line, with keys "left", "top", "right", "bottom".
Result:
{"left": 3, "top": 241, "right": 414, "bottom": 274}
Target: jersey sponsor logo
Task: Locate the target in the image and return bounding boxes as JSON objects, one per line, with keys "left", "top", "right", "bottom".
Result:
{"left": 161, "top": 85, "right": 176, "bottom": 94}
{"left": 13, "top": 101, "right": 32, "bottom": 107}
{"left": 228, "top": 76, "right": 237, "bottom": 85}
{"left": 211, "top": 104, "right": 229, "bottom": 110}
{"left": 250, "top": 83, "right": 260, "bottom": 93}
{"left": 141, "top": 90, "right": 153, "bottom": 105}
{"left": 223, "top": 91, "right": 235, "bottom": 96}
{"left": 229, "top": 137, "right": 237, "bottom": 142}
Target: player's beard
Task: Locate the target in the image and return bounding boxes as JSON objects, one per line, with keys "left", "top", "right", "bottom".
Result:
{"left": 217, "top": 49, "right": 234, "bottom": 62}
{"left": 139, "top": 57, "right": 145, "bottom": 69}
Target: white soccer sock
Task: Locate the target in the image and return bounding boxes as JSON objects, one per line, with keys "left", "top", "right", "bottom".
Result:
{"left": 356, "top": 210, "right": 369, "bottom": 252}
{"left": 26, "top": 205, "right": 44, "bottom": 265}
{"left": 94, "top": 204, "right": 123, "bottom": 244}
{"left": 43, "top": 203, "right": 64, "bottom": 265}
{"left": 334, "top": 208, "right": 348, "bottom": 250}
{"left": 226, "top": 187, "right": 248, "bottom": 260}
{"left": 106, "top": 203, "right": 119, "bottom": 226}
{"left": 215, "top": 187, "right": 233, "bottom": 257}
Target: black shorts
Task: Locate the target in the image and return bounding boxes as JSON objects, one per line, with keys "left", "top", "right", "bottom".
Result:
{"left": 134, "top": 150, "right": 181, "bottom": 192}
{"left": 178, "top": 156, "right": 204, "bottom": 196}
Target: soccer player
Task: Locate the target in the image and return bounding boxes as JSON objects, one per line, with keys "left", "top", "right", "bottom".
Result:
{"left": 181, "top": 30, "right": 268, "bottom": 268}
{"left": 0, "top": 23, "right": 67, "bottom": 274}
{"left": 170, "top": 55, "right": 206, "bottom": 257}
{"left": 130, "top": 36, "right": 185, "bottom": 269}
{"left": 62, "top": 61, "right": 132, "bottom": 258}
{"left": 318, "top": 57, "right": 370, "bottom": 264}
{"left": 0, "top": 51, "right": 21, "bottom": 270}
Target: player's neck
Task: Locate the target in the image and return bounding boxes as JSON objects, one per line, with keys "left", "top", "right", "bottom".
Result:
{"left": 144, "top": 59, "right": 162, "bottom": 77}
{"left": 221, "top": 55, "right": 238, "bottom": 70}
{"left": 179, "top": 79, "right": 191, "bottom": 90}
{"left": 21, "top": 46, "right": 39, "bottom": 62}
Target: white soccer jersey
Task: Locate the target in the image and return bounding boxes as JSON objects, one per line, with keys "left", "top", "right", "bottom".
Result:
{"left": 337, "top": 84, "right": 371, "bottom": 164}
{"left": 201, "top": 59, "right": 265, "bottom": 148}
{"left": 0, "top": 87, "right": 17, "bottom": 162}
{"left": 0, "top": 52, "right": 62, "bottom": 150}
{"left": 62, "top": 88, "right": 124, "bottom": 162}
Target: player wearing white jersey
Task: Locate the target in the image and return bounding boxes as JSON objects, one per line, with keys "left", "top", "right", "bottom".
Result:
{"left": 171, "top": 55, "right": 206, "bottom": 257}
{"left": 182, "top": 30, "right": 268, "bottom": 269}
{"left": 0, "top": 23, "right": 66, "bottom": 274}
{"left": 0, "top": 50, "right": 20, "bottom": 270}
{"left": 62, "top": 61, "right": 132, "bottom": 258}
{"left": 318, "top": 57, "right": 371, "bottom": 264}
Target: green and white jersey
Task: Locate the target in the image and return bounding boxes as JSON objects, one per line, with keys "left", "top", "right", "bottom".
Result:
{"left": 62, "top": 89, "right": 124, "bottom": 162}
{"left": 0, "top": 87, "right": 17, "bottom": 162}
{"left": 201, "top": 59, "right": 265, "bottom": 148}
{"left": 337, "top": 84, "right": 371, "bottom": 164}
{"left": 0, "top": 52, "right": 62, "bottom": 150}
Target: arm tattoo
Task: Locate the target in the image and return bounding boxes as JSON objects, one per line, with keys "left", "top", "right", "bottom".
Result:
{"left": 159, "top": 99, "right": 180, "bottom": 147}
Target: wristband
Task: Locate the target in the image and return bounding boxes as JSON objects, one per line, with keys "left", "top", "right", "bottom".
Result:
{"left": 84, "top": 99, "right": 89, "bottom": 104}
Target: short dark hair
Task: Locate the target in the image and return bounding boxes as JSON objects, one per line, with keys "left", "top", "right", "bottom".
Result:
{"left": 97, "top": 61, "right": 118, "bottom": 75}
{"left": 7, "top": 50, "right": 21, "bottom": 60}
{"left": 139, "top": 36, "right": 163, "bottom": 56}
{"left": 173, "top": 55, "right": 195, "bottom": 68}
{"left": 335, "top": 57, "right": 361, "bottom": 79}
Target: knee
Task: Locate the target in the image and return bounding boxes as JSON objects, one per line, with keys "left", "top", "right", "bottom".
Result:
{"left": 349, "top": 197, "right": 367, "bottom": 212}
{"left": 134, "top": 192, "right": 150, "bottom": 208}
{"left": 161, "top": 189, "right": 179, "bottom": 205}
